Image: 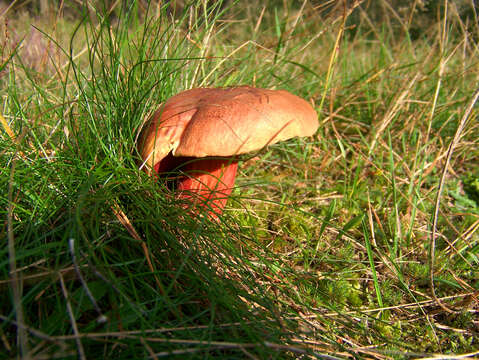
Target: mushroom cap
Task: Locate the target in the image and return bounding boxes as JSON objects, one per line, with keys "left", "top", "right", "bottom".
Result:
{"left": 138, "top": 86, "right": 318, "bottom": 170}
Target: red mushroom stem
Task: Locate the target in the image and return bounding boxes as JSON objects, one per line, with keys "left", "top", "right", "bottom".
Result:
{"left": 154, "top": 155, "right": 238, "bottom": 215}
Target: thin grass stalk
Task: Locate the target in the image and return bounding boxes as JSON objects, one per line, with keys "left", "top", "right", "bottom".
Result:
{"left": 7, "top": 157, "right": 31, "bottom": 359}
{"left": 317, "top": 1, "right": 347, "bottom": 121}
{"left": 363, "top": 208, "right": 384, "bottom": 311}
{"left": 387, "top": 131, "right": 400, "bottom": 259}
{"left": 429, "top": 88, "right": 479, "bottom": 313}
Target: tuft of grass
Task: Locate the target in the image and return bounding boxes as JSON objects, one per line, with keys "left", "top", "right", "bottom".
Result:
{"left": 1, "top": 0, "right": 478, "bottom": 359}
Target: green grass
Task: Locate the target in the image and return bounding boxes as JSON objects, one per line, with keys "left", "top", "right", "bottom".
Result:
{"left": 1, "top": 0, "right": 479, "bottom": 358}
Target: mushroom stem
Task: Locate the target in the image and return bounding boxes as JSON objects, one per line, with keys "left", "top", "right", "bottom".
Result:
{"left": 154, "top": 155, "right": 238, "bottom": 215}
{"left": 178, "top": 158, "right": 238, "bottom": 214}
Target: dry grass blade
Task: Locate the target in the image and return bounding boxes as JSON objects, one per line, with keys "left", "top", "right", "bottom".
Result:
{"left": 0, "top": 112, "right": 15, "bottom": 140}
{"left": 68, "top": 238, "right": 106, "bottom": 323}
{"left": 448, "top": 218, "right": 479, "bottom": 258}
{"left": 414, "top": 349, "right": 479, "bottom": 360}
{"left": 111, "top": 202, "right": 143, "bottom": 242}
{"left": 318, "top": 0, "right": 358, "bottom": 120}
{"left": 0, "top": 314, "right": 70, "bottom": 358}
{"left": 59, "top": 273, "right": 86, "bottom": 360}
{"left": 321, "top": 292, "right": 478, "bottom": 316}
{"left": 144, "top": 338, "right": 338, "bottom": 359}
{"left": 0, "top": 0, "right": 19, "bottom": 18}
{"left": 49, "top": 322, "right": 253, "bottom": 340}
{"left": 111, "top": 202, "right": 167, "bottom": 296}
{"left": 140, "top": 337, "right": 159, "bottom": 360}
{"left": 0, "top": 317, "right": 50, "bottom": 343}
{"left": 368, "top": 73, "right": 419, "bottom": 156}
{"left": 430, "top": 88, "right": 479, "bottom": 313}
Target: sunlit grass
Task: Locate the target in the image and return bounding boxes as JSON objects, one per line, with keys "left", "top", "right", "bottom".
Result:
{"left": 1, "top": 0, "right": 478, "bottom": 358}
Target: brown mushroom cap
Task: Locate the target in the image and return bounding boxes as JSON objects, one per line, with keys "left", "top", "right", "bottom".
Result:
{"left": 138, "top": 86, "right": 318, "bottom": 170}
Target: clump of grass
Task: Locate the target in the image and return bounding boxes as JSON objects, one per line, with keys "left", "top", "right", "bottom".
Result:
{"left": 1, "top": 0, "right": 478, "bottom": 358}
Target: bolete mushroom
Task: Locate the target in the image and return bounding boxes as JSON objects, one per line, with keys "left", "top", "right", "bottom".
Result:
{"left": 138, "top": 85, "right": 318, "bottom": 214}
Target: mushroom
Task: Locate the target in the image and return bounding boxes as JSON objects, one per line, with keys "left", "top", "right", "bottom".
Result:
{"left": 138, "top": 86, "right": 318, "bottom": 214}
